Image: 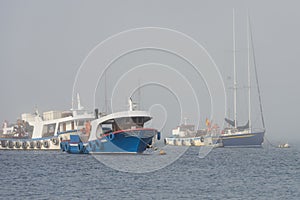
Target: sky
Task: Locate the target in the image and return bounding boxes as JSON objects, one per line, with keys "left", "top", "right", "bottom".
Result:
{"left": 0, "top": 0, "right": 300, "bottom": 144}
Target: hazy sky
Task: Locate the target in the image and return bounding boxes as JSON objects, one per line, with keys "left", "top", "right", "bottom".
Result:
{"left": 1, "top": 0, "right": 299, "bottom": 143}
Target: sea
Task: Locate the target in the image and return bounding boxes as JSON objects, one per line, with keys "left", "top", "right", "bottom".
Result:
{"left": 0, "top": 145, "right": 299, "bottom": 200}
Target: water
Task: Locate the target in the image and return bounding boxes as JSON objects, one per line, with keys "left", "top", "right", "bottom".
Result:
{"left": 0, "top": 146, "right": 299, "bottom": 199}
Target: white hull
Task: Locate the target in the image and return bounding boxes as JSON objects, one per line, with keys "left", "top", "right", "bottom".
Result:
{"left": 0, "top": 138, "right": 60, "bottom": 150}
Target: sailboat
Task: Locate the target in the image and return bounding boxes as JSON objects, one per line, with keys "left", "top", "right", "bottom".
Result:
{"left": 220, "top": 11, "right": 266, "bottom": 147}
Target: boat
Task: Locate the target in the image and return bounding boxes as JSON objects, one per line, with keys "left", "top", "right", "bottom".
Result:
{"left": 165, "top": 122, "right": 204, "bottom": 146}
{"left": 164, "top": 118, "right": 221, "bottom": 147}
{"left": 0, "top": 94, "right": 95, "bottom": 150}
{"left": 278, "top": 143, "right": 290, "bottom": 148}
{"left": 220, "top": 12, "right": 265, "bottom": 147}
{"left": 60, "top": 98, "right": 160, "bottom": 154}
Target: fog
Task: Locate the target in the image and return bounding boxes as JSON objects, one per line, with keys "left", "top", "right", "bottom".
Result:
{"left": 1, "top": 0, "right": 299, "bottom": 144}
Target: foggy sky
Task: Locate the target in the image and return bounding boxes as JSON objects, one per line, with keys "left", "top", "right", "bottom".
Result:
{"left": 1, "top": 0, "right": 300, "bottom": 144}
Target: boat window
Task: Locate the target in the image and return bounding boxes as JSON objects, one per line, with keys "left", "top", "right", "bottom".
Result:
{"left": 42, "top": 123, "right": 56, "bottom": 137}
{"left": 95, "top": 124, "right": 104, "bottom": 139}
{"left": 102, "top": 124, "right": 112, "bottom": 134}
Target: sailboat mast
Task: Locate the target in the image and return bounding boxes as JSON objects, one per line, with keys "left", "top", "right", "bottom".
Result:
{"left": 247, "top": 15, "right": 252, "bottom": 130}
{"left": 249, "top": 19, "right": 266, "bottom": 130}
{"left": 233, "top": 9, "right": 237, "bottom": 129}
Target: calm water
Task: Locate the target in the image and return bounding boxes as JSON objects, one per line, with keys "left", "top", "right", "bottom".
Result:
{"left": 0, "top": 146, "right": 299, "bottom": 199}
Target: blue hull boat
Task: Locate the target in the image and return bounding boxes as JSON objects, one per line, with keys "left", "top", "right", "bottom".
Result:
{"left": 60, "top": 99, "right": 160, "bottom": 154}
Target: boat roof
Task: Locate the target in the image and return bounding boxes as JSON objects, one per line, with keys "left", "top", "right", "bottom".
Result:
{"left": 94, "top": 110, "right": 152, "bottom": 125}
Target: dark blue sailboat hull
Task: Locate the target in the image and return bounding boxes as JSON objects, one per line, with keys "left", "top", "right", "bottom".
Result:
{"left": 221, "top": 131, "right": 265, "bottom": 147}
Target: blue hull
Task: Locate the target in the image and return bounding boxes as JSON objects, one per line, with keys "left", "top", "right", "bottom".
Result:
{"left": 61, "top": 129, "right": 157, "bottom": 154}
{"left": 220, "top": 131, "right": 265, "bottom": 147}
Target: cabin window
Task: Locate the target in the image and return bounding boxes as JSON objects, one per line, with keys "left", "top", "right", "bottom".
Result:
{"left": 42, "top": 123, "right": 56, "bottom": 137}
{"left": 62, "top": 123, "right": 66, "bottom": 131}
{"left": 102, "top": 124, "right": 112, "bottom": 134}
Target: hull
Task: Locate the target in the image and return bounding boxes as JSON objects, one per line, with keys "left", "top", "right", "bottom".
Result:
{"left": 61, "top": 129, "right": 157, "bottom": 154}
{"left": 165, "top": 137, "right": 204, "bottom": 146}
{"left": 0, "top": 137, "right": 61, "bottom": 150}
{"left": 220, "top": 131, "right": 265, "bottom": 147}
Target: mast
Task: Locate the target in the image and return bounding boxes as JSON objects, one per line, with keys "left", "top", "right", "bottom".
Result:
{"left": 77, "top": 93, "right": 84, "bottom": 110}
{"left": 249, "top": 17, "right": 266, "bottom": 130}
{"left": 104, "top": 69, "right": 108, "bottom": 113}
{"left": 138, "top": 79, "right": 141, "bottom": 110}
{"left": 233, "top": 9, "right": 237, "bottom": 129}
{"left": 247, "top": 15, "right": 251, "bottom": 130}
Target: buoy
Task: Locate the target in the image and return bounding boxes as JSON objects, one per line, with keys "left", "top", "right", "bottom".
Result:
{"left": 181, "top": 140, "right": 185, "bottom": 146}
{"left": 29, "top": 141, "right": 35, "bottom": 148}
{"left": 200, "top": 137, "right": 204, "bottom": 142}
{"left": 15, "top": 141, "right": 21, "bottom": 148}
{"left": 51, "top": 138, "right": 59, "bottom": 145}
{"left": 1, "top": 140, "right": 8, "bottom": 147}
{"left": 22, "top": 141, "right": 28, "bottom": 149}
{"left": 36, "top": 141, "right": 42, "bottom": 148}
{"left": 43, "top": 140, "right": 49, "bottom": 148}
{"left": 159, "top": 149, "right": 166, "bottom": 155}
{"left": 8, "top": 140, "right": 15, "bottom": 148}
{"left": 108, "top": 133, "right": 115, "bottom": 141}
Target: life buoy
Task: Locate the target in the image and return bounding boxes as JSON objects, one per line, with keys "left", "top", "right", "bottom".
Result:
{"left": 108, "top": 133, "right": 115, "bottom": 141}
{"left": 181, "top": 140, "right": 185, "bottom": 146}
{"left": 43, "top": 140, "right": 49, "bottom": 148}
{"left": 15, "top": 141, "right": 21, "bottom": 148}
{"left": 1, "top": 140, "right": 8, "bottom": 147}
{"left": 190, "top": 139, "right": 195, "bottom": 146}
{"left": 36, "top": 141, "right": 42, "bottom": 148}
{"left": 22, "top": 141, "right": 28, "bottom": 149}
{"left": 8, "top": 141, "right": 14, "bottom": 148}
{"left": 51, "top": 138, "right": 59, "bottom": 145}
{"left": 29, "top": 141, "right": 35, "bottom": 148}
{"left": 200, "top": 137, "right": 204, "bottom": 142}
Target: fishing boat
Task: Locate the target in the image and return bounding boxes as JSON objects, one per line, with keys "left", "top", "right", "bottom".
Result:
{"left": 164, "top": 118, "right": 221, "bottom": 147}
{"left": 60, "top": 98, "right": 160, "bottom": 154}
{"left": 220, "top": 12, "right": 265, "bottom": 147}
{"left": 165, "top": 121, "right": 204, "bottom": 146}
{"left": 0, "top": 94, "right": 95, "bottom": 150}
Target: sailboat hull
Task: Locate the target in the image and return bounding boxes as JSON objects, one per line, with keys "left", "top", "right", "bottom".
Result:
{"left": 221, "top": 131, "right": 265, "bottom": 147}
